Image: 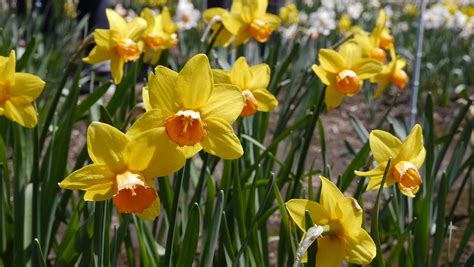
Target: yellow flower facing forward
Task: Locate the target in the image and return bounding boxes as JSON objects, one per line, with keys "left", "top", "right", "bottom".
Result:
{"left": 130, "top": 54, "right": 245, "bottom": 159}
{"left": 141, "top": 7, "right": 178, "bottom": 65}
{"left": 212, "top": 57, "right": 278, "bottom": 117}
{"left": 0, "top": 50, "right": 45, "bottom": 128}
{"left": 83, "top": 9, "right": 147, "bottom": 84}
{"left": 372, "top": 54, "right": 409, "bottom": 98}
{"left": 286, "top": 176, "right": 376, "bottom": 266}
{"left": 312, "top": 44, "right": 382, "bottom": 109}
{"left": 355, "top": 124, "right": 426, "bottom": 197}
{"left": 222, "top": 0, "right": 281, "bottom": 48}
{"left": 279, "top": 3, "right": 299, "bottom": 25}
{"left": 59, "top": 122, "right": 185, "bottom": 221}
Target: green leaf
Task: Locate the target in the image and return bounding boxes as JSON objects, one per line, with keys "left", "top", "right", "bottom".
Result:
{"left": 73, "top": 81, "right": 112, "bottom": 121}
{"left": 201, "top": 190, "right": 225, "bottom": 267}
{"left": 177, "top": 203, "right": 201, "bottom": 267}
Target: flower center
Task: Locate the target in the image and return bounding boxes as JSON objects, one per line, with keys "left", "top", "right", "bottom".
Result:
{"left": 379, "top": 32, "right": 394, "bottom": 50}
{"left": 164, "top": 110, "right": 206, "bottom": 146}
{"left": 336, "top": 70, "right": 362, "bottom": 95}
{"left": 0, "top": 84, "right": 10, "bottom": 104}
{"left": 240, "top": 90, "right": 258, "bottom": 117}
{"left": 248, "top": 20, "right": 272, "bottom": 43}
{"left": 392, "top": 161, "right": 422, "bottom": 194}
{"left": 113, "top": 171, "right": 157, "bottom": 213}
{"left": 144, "top": 34, "right": 166, "bottom": 51}
{"left": 115, "top": 38, "right": 141, "bottom": 61}
{"left": 390, "top": 69, "right": 409, "bottom": 89}
{"left": 369, "top": 47, "right": 387, "bottom": 63}
{"left": 182, "top": 14, "right": 190, "bottom": 23}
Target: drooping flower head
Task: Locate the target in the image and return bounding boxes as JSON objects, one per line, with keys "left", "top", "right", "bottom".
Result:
{"left": 213, "top": 57, "right": 278, "bottom": 117}
{"left": 141, "top": 7, "right": 178, "bottom": 65}
{"left": 222, "top": 0, "right": 281, "bottom": 48}
{"left": 312, "top": 44, "right": 382, "bottom": 109}
{"left": 0, "top": 50, "right": 45, "bottom": 128}
{"left": 130, "top": 54, "right": 245, "bottom": 159}
{"left": 355, "top": 124, "right": 426, "bottom": 197}
{"left": 279, "top": 3, "right": 300, "bottom": 25}
{"left": 286, "top": 176, "right": 376, "bottom": 266}
{"left": 203, "top": 4, "right": 239, "bottom": 47}
{"left": 59, "top": 122, "right": 186, "bottom": 220}
{"left": 372, "top": 51, "right": 409, "bottom": 98}
{"left": 83, "top": 9, "right": 147, "bottom": 84}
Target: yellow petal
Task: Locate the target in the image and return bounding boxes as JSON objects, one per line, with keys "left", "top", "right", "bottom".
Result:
{"left": 316, "top": 235, "right": 345, "bottom": 266}
{"left": 178, "top": 143, "right": 203, "bottom": 159}
{"left": 255, "top": 0, "right": 268, "bottom": 17}
{"left": 87, "top": 122, "right": 128, "bottom": 172}
{"left": 137, "top": 196, "right": 161, "bottom": 221}
{"left": 260, "top": 13, "right": 281, "bottom": 30}
{"left": 252, "top": 88, "right": 278, "bottom": 112}
{"left": 9, "top": 73, "right": 45, "bottom": 104}
{"left": 230, "top": 57, "right": 252, "bottom": 89}
{"left": 325, "top": 83, "right": 344, "bottom": 109}
{"left": 94, "top": 29, "right": 113, "bottom": 49}
{"left": 200, "top": 84, "right": 244, "bottom": 124}
{"left": 397, "top": 124, "right": 425, "bottom": 163}
{"left": 343, "top": 229, "right": 376, "bottom": 265}
{"left": 372, "top": 10, "right": 386, "bottom": 40}
{"left": 411, "top": 147, "right": 426, "bottom": 169}
{"left": 336, "top": 198, "right": 363, "bottom": 235}
{"left": 352, "top": 59, "right": 383, "bottom": 80}
{"left": 339, "top": 41, "right": 363, "bottom": 67}
{"left": 177, "top": 54, "right": 213, "bottom": 109}
{"left": 161, "top": 7, "right": 176, "bottom": 34}
{"left": 59, "top": 164, "right": 115, "bottom": 201}
{"left": 106, "top": 9, "right": 127, "bottom": 35}
{"left": 248, "top": 63, "right": 271, "bottom": 89}
{"left": 312, "top": 64, "right": 331, "bottom": 85}
{"left": 148, "top": 66, "right": 179, "bottom": 113}
{"left": 140, "top": 8, "right": 155, "bottom": 29}
{"left": 127, "top": 17, "right": 147, "bottom": 41}
{"left": 319, "top": 176, "right": 345, "bottom": 215}
{"left": 369, "top": 129, "right": 402, "bottom": 163}
{"left": 201, "top": 117, "right": 243, "bottom": 159}
{"left": 0, "top": 50, "right": 15, "bottom": 83}
{"left": 319, "top": 49, "right": 345, "bottom": 73}
{"left": 126, "top": 128, "right": 185, "bottom": 178}
{"left": 4, "top": 101, "right": 38, "bottom": 128}
{"left": 365, "top": 172, "right": 396, "bottom": 191}
{"left": 285, "top": 199, "right": 330, "bottom": 232}
{"left": 142, "top": 86, "right": 152, "bottom": 111}
{"left": 203, "top": 8, "right": 227, "bottom": 23}
{"left": 222, "top": 13, "right": 245, "bottom": 35}
{"left": 373, "top": 77, "right": 391, "bottom": 98}
{"left": 212, "top": 69, "right": 231, "bottom": 84}
{"left": 83, "top": 46, "right": 114, "bottom": 65}
{"left": 110, "top": 57, "right": 125, "bottom": 84}
{"left": 398, "top": 183, "right": 419, "bottom": 198}
{"left": 232, "top": 28, "right": 252, "bottom": 48}
{"left": 126, "top": 109, "right": 165, "bottom": 139}
{"left": 354, "top": 162, "right": 387, "bottom": 178}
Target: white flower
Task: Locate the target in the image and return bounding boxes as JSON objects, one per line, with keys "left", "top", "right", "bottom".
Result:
{"left": 299, "top": 11, "right": 308, "bottom": 24}
{"left": 424, "top": 4, "right": 451, "bottom": 29}
{"left": 307, "top": 7, "right": 336, "bottom": 36}
{"left": 460, "top": 18, "right": 474, "bottom": 38}
{"left": 175, "top": 0, "right": 201, "bottom": 30}
{"left": 347, "top": 3, "right": 363, "bottom": 19}
{"left": 282, "top": 24, "right": 298, "bottom": 41}
{"left": 446, "top": 10, "right": 468, "bottom": 29}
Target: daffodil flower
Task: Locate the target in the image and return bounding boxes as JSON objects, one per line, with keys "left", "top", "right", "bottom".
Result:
{"left": 355, "top": 124, "right": 426, "bottom": 197}
{"left": 59, "top": 122, "right": 185, "bottom": 221}
{"left": 312, "top": 45, "right": 382, "bottom": 109}
{"left": 203, "top": 7, "right": 236, "bottom": 47}
{"left": 83, "top": 9, "right": 147, "bottom": 84}
{"left": 286, "top": 176, "right": 376, "bottom": 266}
{"left": 222, "top": 0, "right": 281, "bottom": 48}
{"left": 141, "top": 7, "right": 178, "bottom": 65}
{"left": 212, "top": 57, "right": 278, "bottom": 117}
{"left": 130, "top": 54, "right": 245, "bottom": 159}
{"left": 279, "top": 3, "right": 299, "bottom": 25}
{"left": 372, "top": 55, "right": 409, "bottom": 98}
{"left": 0, "top": 50, "right": 45, "bottom": 128}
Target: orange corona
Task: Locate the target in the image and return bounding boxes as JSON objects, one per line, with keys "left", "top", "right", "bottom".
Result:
{"left": 144, "top": 34, "right": 166, "bottom": 50}
{"left": 164, "top": 110, "right": 206, "bottom": 146}
{"left": 379, "top": 32, "right": 394, "bottom": 50}
{"left": 115, "top": 38, "right": 141, "bottom": 61}
{"left": 336, "top": 70, "right": 362, "bottom": 95}
{"left": 369, "top": 48, "right": 387, "bottom": 63}
{"left": 392, "top": 161, "right": 422, "bottom": 195}
{"left": 390, "top": 69, "right": 409, "bottom": 89}
{"left": 248, "top": 20, "right": 272, "bottom": 42}
{"left": 113, "top": 171, "right": 157, "bottom": 213}
{"left": 240, "top": 90, "right": 258, "bottom": 117}
{"left": 0, "top": 84, "right": 9, "bottom": 104}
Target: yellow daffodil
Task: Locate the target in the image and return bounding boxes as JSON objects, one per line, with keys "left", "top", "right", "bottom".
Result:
{"left": 403, "top": 4, "right": 419, "bottom": 16}
{"left": 203, "top": 7, "right": 236, "bottom": 47}
{"left": 129, "top": 54, "right": 245, "bottom": 159}
{"left": 0, "top": 50, "right": 45, "bottom": 128}
{"left": 286, "top": 176, "right": 376, "bottom": 266}
{"left": 136, "top": 0, "right": 166, "bottom": 7}
{"left": 83, "top": 9, "right": 147, "bottom": 84}
{"left": 59, "top": 122, "right": 185, "bottom": 221}
{"left": 353, "top": 10, "right": 394, "bottom": 63}
{"left": 312, "top": 44, "right": 382, "bottom": 109}
{"left": 140, "top": 7, "right": 178, "bottom": 65}
{"left": 222, "top": 0, "right": 281, "bottom": 48}
{"left": 279, "top": 3, "right": 299, "bottom": 25}
{"left": 372, "top": 55, "right": 409, "bottom": 98}
{"left": 355, "top": 124, "right": 426, "bottom": 197}
{"left": 212, "top": 57, "right": 278, "bottom": 117}
{"left": 338, "top": 14, "right": 352, "bottom": 33}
